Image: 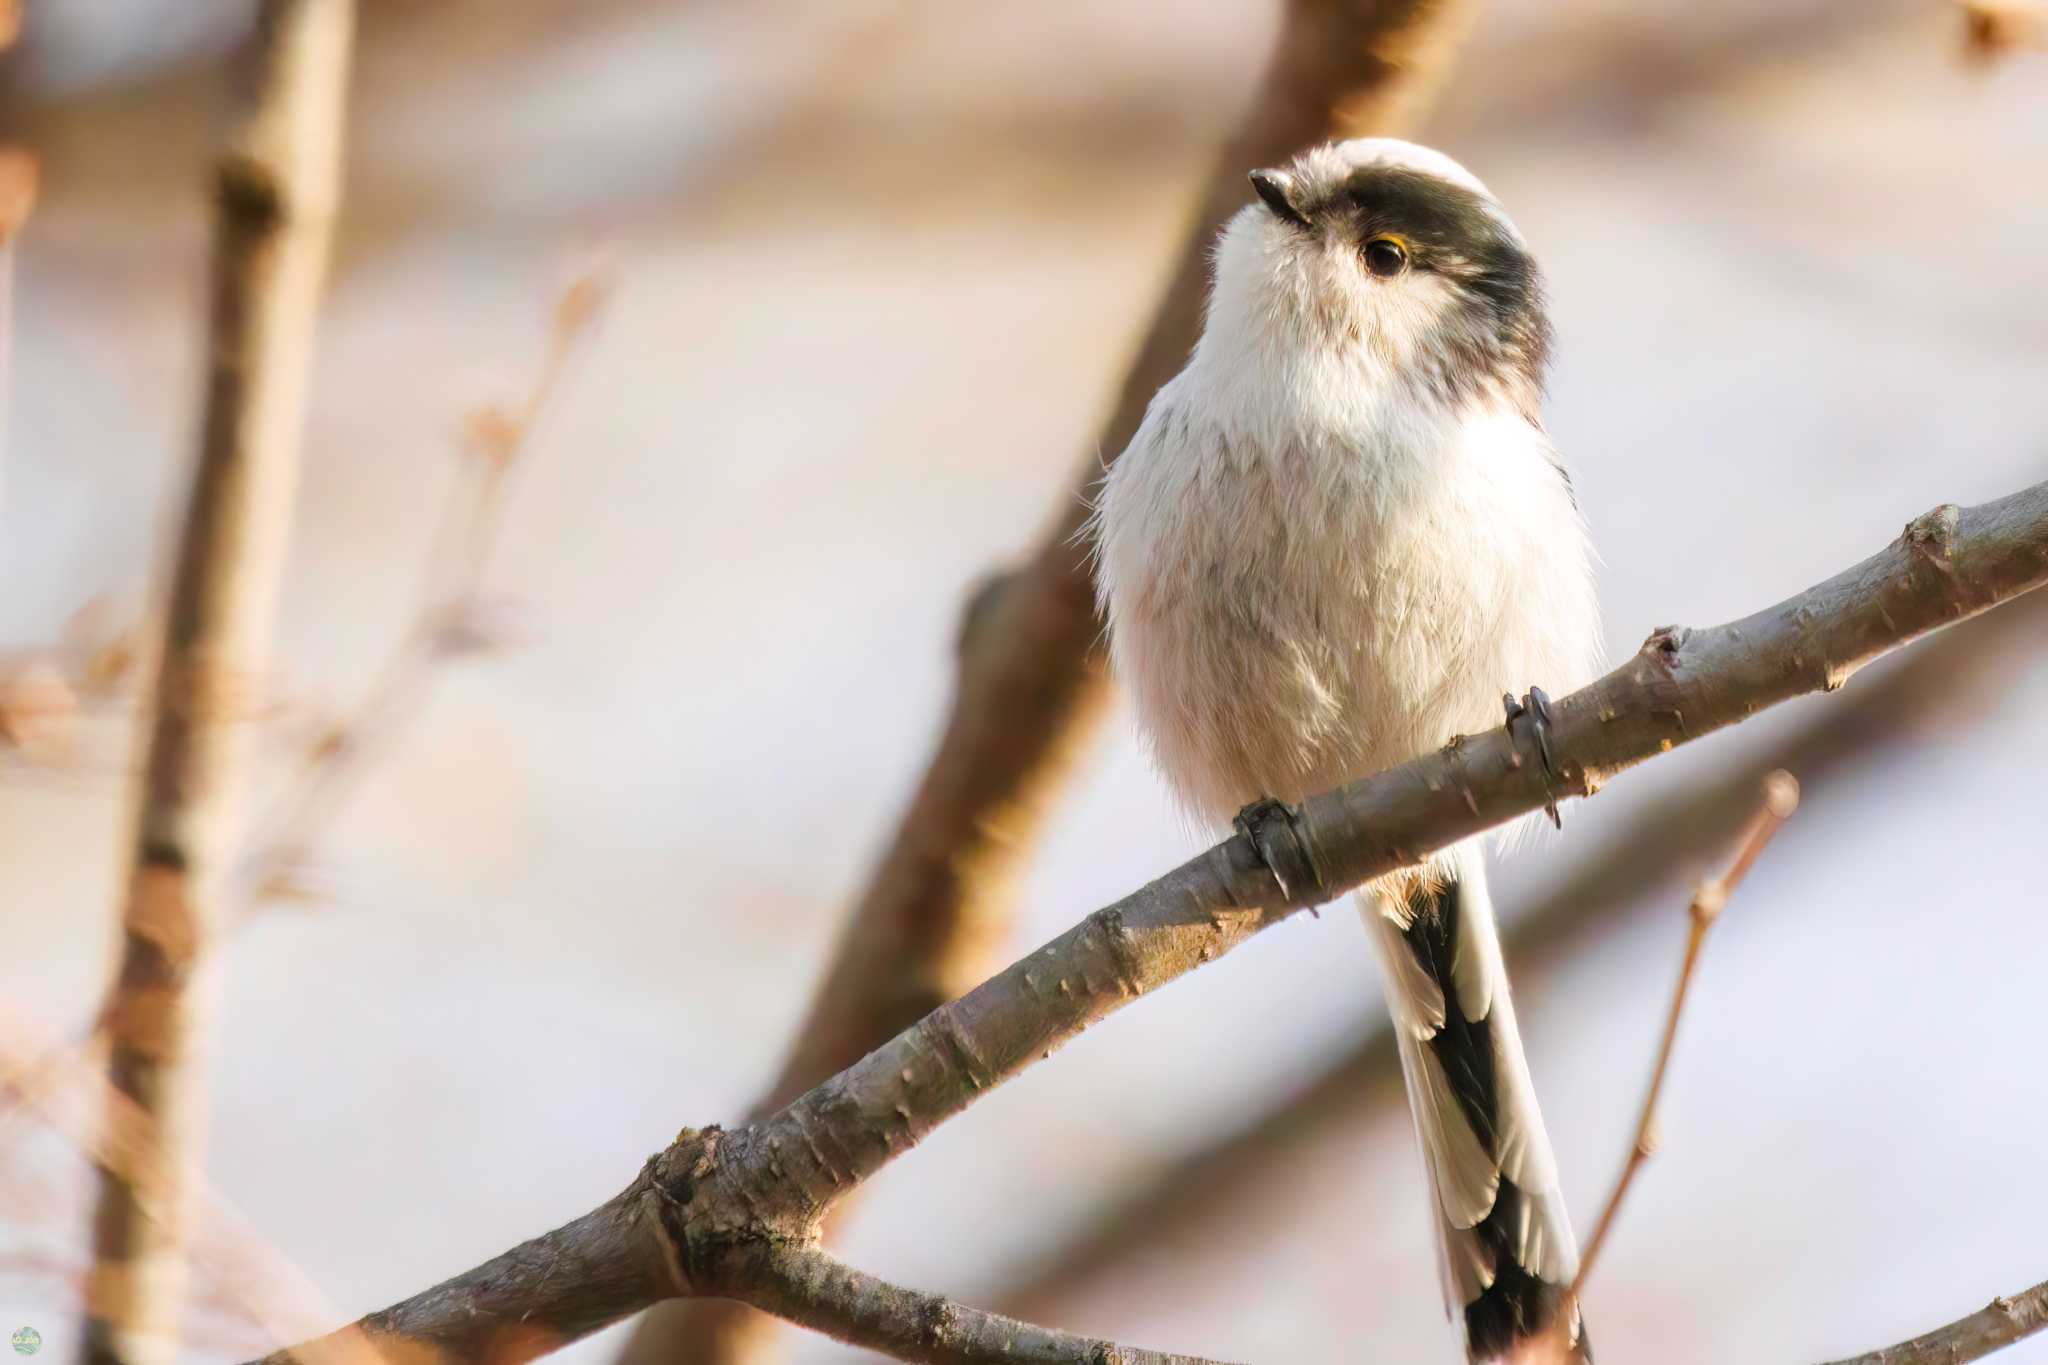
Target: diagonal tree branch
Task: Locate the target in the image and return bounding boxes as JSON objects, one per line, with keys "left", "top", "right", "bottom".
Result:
{"left": 253, "top": 481, "right": 2048, "bottom": 1365}
{"left": 998, "top": 581, "right": 2048, "bottom": 1330}
{"left": 86, "top": 4, "right": 354, "bottom": 1363}
{"left": 1816, "top": 1277, "right": 2048, "bottom": 1364}
{"left": 630, "top": 1, "right": 1480, "bottom": 1360}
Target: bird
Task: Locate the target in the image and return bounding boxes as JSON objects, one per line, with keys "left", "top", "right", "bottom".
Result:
{"left": 1091, "top": 137, "right": 1602, "bottom": 1362}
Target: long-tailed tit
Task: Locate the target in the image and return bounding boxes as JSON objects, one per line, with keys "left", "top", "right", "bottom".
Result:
{"left": 1094, "top": 138, "right": 1602, "bottom": 1362}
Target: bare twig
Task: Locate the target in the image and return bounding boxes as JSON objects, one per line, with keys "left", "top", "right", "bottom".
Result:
{"left": 84, "top": 4, "right": 354, "bottom": 1363}
{"left": 232, "top": 269, "right": 605, "bottom": 912}
{"left": 254, "top": 481, "right": 2048, "bottom": 1365}
{"left": 1817, "top": 1278, "right": 2048, "bottom": 1364}
{"left": 1566, "top": 771, "right": 1800, "bottom": 1314}
{"left": 0, "top": 277, "right": 602, "bottom": 1157}
{"left": 628, "top": 1, "right": 1480, "bottom": 1360}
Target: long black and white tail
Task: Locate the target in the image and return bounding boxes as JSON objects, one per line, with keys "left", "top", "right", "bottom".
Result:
{"left": 1361, "top": 844, "right": 1588, "bottom": 1363}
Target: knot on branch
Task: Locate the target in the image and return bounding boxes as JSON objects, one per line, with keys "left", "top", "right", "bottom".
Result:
{"left": 1640, "top": 624, "right": 1692, "bottom": 665}
{"left": 1232, "top": 797, "right": 1325, "bottom": 902}
{"left": 919, "top": 1294, "right": 966, "bottom": 1349}
{"left": 646, "top": 1125, "right": 728, "bottom": 1290}
{"left": 217, "top": 154, "right": 287, "bottom": 231}
{"left": 1903, "top": 503, "right": 1962, "bottom": 570}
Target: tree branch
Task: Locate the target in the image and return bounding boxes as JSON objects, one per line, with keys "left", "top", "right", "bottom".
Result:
{"left": 627, "top": 1, "right": 1479, "bottom": 1360}
{"left": 1816, "top": 1277, "right": 2048, "bottom": 1364}
{"left": 994, "top": 586, "right": 2048, "bottom": 1324}
{"left": 736, "top": 1244, "right": 1232, "bottom": 1365}
{"left": 250, "top": 481, "right": 2048, "bottom": 1365}
{"left": 87, "top": 4, "right": 354, "bottom": 1363}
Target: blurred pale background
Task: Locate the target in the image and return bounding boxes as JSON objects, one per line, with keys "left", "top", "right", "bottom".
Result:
{"left": 3, "top": 1, "right": 2046, "bottom": 1361}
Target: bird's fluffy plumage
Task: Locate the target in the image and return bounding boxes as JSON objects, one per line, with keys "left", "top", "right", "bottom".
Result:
{"left": 1093, "top": 138, "right": 1602, "bottom": 1362}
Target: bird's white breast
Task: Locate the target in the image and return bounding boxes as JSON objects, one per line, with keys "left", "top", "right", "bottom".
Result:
{"left": 1096, "top": 354, "right": 1601, "bottom": 827}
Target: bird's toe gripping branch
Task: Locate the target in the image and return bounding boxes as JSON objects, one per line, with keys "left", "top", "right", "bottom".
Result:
{"left": 1504, "top": 685, "right": 1564, "bottom": 828}
{"left": 1232, "top": 796, "right": 1326, "bottom": 907}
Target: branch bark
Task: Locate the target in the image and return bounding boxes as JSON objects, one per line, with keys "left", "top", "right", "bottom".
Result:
{"left": 626, "top": 1, "right": 1478, "bottom": 1360}
{"left": 1816, "top": 1277, "right": 2048, "bottom": 1364}
{"left": 736, "top": 1245, "right": 1233, "bottom": 1365}
{"left": 85, "top": 4, "right": 354, "bottom": 1362}
{"left": 254, "top": 481, "right": 2048, "bottom": 1365}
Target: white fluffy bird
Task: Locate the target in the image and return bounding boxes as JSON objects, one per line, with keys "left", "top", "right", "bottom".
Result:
{"left": 1093, "top": 138, "right": 1602, "bottom": 1362}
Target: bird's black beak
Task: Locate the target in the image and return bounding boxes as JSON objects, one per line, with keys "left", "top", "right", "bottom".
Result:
{"left": 1248, "top": 168, "right": 1310, "bottom": 230}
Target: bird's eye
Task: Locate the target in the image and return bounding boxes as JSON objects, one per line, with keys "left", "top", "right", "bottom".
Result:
{"left": 1363, "top": 237, "right": 1408, "bottom": 277}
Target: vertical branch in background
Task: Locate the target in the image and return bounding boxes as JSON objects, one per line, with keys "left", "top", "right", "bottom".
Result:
{"left": 622, "top": 2, "right": 1479, "bottom": 1362}
{"left": 83, "top": 4, "right": 354, "bottom": 1363}
{"left": 0, "top": 142, "right": 35, "bottom": 518}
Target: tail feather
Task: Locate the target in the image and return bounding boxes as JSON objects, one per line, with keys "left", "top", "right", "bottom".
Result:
{"left": 1360, "top": 846, "right": 1588, "bottom": 1363}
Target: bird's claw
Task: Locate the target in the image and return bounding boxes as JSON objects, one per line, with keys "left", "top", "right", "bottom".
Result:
{"left": 1503, "top": 686, "right": 1564, "bottom": 829}
{"left": 1233, "top": 796, "right": 1322, "bottom": 906}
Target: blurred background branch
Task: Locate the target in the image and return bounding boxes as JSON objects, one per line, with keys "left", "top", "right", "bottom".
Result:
{"left": 1960, "top": 0, "right": 2048, "bottom": 60}
{"left": 0, "top": 135, "right": 33, "bottom": 520}
{"left": 1, "top": 1000, "right": 350, "bottom": 1353}
{"left": 0, "top": 275, "right": 603, "bottom": 1153}
{"left": 229, "top": 269, "right": 607, "bottom": 918}
{"left": 83, "top": 3, "right": 354, "bottom": 1362}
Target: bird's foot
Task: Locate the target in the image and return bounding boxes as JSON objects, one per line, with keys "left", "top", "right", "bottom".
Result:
{"left": 1503, "top": 685, "right": 1564, "bottom": 829}
{"left": 1233, "top": 796, "right": 1322, "bottom": 906}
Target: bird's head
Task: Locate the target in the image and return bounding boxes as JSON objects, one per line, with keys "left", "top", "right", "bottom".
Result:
{"left": 1210, "top": 138, "right": 1551, "bottom": 406}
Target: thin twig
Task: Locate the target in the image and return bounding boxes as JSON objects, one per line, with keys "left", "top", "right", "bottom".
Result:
{"left": 1566, "top": 770, "right": 1801, "bottom": 1314}
{"left": 1816, "top": 1277, "right": 2048, "bottom": 1363}
{"left": 0, "top": 277, "right": 604, "bottom": 1164}
{"left": 253, "top": 480, "right": 2048, "bottom": 1365}
{"left": 231, "top": 269, "right": 606, "bottom": 913}
{"left": 84, "top": 5, "right": 354, "bottom": 1362}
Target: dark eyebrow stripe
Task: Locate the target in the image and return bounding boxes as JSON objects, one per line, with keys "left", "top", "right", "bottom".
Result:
{"left": 1334, "top": 165, "right": 1507, "bottom": 248}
